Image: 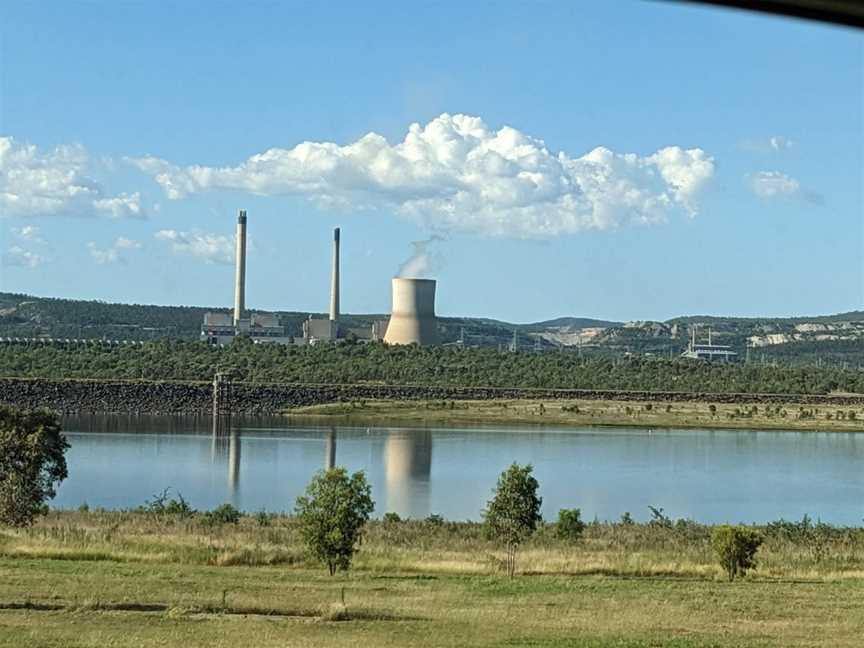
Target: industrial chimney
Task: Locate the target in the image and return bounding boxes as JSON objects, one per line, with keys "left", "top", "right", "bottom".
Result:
{"left": 383, "top": 278, "right": 440, "bottom": 346}
{"left": 233, "top": 210, "right": 247, "bottom": 326}
{"left": 329, "top": 227, "right": 340, "bottom": 323}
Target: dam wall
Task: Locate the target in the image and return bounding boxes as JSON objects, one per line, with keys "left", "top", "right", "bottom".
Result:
{"left": 2, "top": 377, "right": 864, "bottom": 415}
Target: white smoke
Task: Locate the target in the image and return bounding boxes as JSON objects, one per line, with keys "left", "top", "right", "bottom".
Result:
{"left": 397, "top": 235, "right": 445, "bottom": 278}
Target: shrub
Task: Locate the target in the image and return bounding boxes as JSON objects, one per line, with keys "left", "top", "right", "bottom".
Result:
{"left": 556, "top": 508, "right": 585, "bottom": 541}
{"left": 383, "top": 512, "right": 402, "bottom": 523}
{"left": 295, "top": 468, "right": 374, "bottom": 576}
{"left": 620, "top": 511, "right": 634, "bottom": 525}
{"left": 255, "top": 509, "right": 273, "bottom": 527}
{"left": 711, "top": 525, "right": 763, "bottom": 581}
{"left": 424, "top": 514, "right": 444, "bottom": 526}
{"left": 0, "top": 406, "right": 69, "bottom": 527}
{"left": 203, "top": 503, "right": 241, "bottom": 526}
{"left": 483, "top": 463, "right": 542, "bottom": 577}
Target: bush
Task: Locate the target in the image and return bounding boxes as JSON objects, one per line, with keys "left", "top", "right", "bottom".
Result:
{"left": 483, "top": 463, "right": 542, "bottom": 577}
{"left": 711, "top": 525, "right": 763, "bottom": 581}
{"left": 139, "top": 488, "right": 194, "bottom": 518}
{"left": 556, "top": 508, "right": 585, "bottom": 541}
{"left": 203, "top": 503, "right": 241, "bottom": 526}
{"left": 255, "top": 509, "right": 273, "bottom": 527}
{"left": 620, "top": 511, "right": 634, "bottom": 525}
{"left": 424, "top": 514, "right": 444, "bottom": 526}
{"left": 0, "top": 406, "right": 69, "bottom": 527}
{"left": 382, "top": 512, "right": 402, "bottom": 523}
{"left": 295, "top": 468, "right": 374, "bottom": 576}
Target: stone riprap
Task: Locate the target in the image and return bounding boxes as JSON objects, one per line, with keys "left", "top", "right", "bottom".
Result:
{"left": 1, "top": 377, "right": 864, "bottom": 415}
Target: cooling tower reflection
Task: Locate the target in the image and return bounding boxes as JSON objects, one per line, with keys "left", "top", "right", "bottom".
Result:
{"left": 384, "top": 429, "right": 432, "bottom": 519}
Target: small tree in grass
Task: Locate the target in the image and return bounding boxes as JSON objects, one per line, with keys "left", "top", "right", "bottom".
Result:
{"left": 295, "top": 468, "right": 374, "bottom": 576}
{"left": 483, "top": 463, "right": 542, "bottom": 577}
{"left": 556, "top": 508, "right": 585, "bottom": 541}
{"left": 0, "top": 406, "right": 69, "bottom": 527}
{"left": 711, "top": 525, "right": 763, "bottom": 581}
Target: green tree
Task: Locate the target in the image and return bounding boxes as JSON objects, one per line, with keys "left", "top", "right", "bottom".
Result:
{"left": 556, "top": 508, "right": 585, "bottom": 541}
{"left": 295, "top": 468, "right": 374, "bottom": 576}
{"left": 483, "top": 463, "right": 542, "bottom": 577}
{"left": 0, "top": 406, "right": 69, "bottom": 527}
{"left": 711, "top": 525, "right": 763, "bottom": 581}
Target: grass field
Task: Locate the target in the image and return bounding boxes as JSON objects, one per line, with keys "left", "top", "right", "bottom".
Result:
{"left": 1, "top": 512, "right": 863, "bottom": 646}
{"left": 286, "top": 398, "right": 864, "bottom": 432}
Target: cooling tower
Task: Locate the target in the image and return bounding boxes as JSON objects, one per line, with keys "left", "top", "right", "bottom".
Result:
{"left": 329, "top": 227, "right": 340, "bottom": 322}
{"left": 383, "top": 278, "right": 440, "bottom": 346}
{"left": 233, "top": 210, "right": 247, "bottom": 326}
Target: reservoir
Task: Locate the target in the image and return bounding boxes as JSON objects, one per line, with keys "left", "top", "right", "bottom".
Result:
{"left": 54, "top": 415, "right": 864, "bottom": 525}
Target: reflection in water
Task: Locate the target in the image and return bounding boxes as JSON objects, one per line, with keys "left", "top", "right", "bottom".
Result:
{"left": 54, "top": 415, "right": 864, "bottom": 524}
{"left": 211, "top": 421, "right": 241, "bottom": 502}
{"left": 325, "top": 428, "right": 336, "bottom": 471}
{"left": 384, "top": 429, "right": 432, "bottom": 519}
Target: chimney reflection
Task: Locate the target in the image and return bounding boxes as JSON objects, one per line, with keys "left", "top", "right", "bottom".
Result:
{"left": 325, "top": 428, "right": 336, "bottom": 471}
{"left": 384, "top": 429, "right": 432, "bottom": 519}
{"left": 211, "top": 424, "right": 240, "bottom": 501}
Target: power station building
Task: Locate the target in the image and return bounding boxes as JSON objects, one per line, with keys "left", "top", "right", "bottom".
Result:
{"left": 383, "top": 278, "right": 440, "bottom": 346}
{"left": 201, "top": 210, "right": 290, "bottom": 345}
{"left": 303, "top": 227, "right": 341, "bottom": 343}
{"left": 201, "top": 210, "right": 442, "bottom": 347}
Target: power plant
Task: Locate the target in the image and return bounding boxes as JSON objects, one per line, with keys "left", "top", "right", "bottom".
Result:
{"left": 201, "top": 211, "right": 442, "bottom": 346}
{"left": 383, "top": 278, "right": 440, "bottom": 346}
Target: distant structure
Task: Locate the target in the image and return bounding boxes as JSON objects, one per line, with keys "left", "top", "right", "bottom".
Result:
{"left": 202, "top": 210, "right": 289, "bottom": 345}
{"left": 680, "top": 326, "right": 737, "bottom": 362}
{"left": 383, "top": 278, "right": 440, "bottom": 346}
{"left": 302, "top": 227, "right": 342, "bottom": 343}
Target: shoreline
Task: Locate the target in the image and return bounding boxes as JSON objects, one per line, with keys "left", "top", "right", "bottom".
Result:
{"left": 284, "top": 398, "right": 864, "bottom": 432}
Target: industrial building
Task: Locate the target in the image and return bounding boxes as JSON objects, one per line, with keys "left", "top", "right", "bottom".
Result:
{"left": 201, "top": 210, "right": 443, "bottom": 347}
{"left": 680, "top": 326, "right": 737, "bottom": 362}
{"left": 302, "top": 227, "right": 342, "bottom": 343}
{"left": 383, "top": 278, "right": 440, "bottom": 346}
{"left": 201, "top": 210, "right": 290, "bottom": 345}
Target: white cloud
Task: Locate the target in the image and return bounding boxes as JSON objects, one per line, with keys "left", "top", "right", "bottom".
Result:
{"left": 2, "top": 245, "right": 45, "bottom": 268}
{"left": 93, "top": 192, "right": 143, "bottom": 219}
{"left": 154, "top": 229, "right": 234, "bottom": 264}
{"left": 130, "top": 113, "right": 714, "bottom": 238}
{"left": 769, "top": 136, "right": 794, "bottom": 152}
{"left": 87, "top": 236, "right": 143, "bottom": 264}
{"left": 11, "top": 224, "right": 43, "bottom": 242}
{"left": 749, "top": 171, "right": 800, "bottom": 198}
{"left": 0, "top": 136, "right": 144, "bottom": 219}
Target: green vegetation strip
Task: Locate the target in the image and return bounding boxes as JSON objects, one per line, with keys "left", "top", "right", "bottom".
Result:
{"left": 2, "top": 339, "right": 864, "bottom": 394}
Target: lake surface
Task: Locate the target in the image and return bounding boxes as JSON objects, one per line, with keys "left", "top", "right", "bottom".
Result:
{"left": 54, "top": 415, "right": 864, "bottom": 525}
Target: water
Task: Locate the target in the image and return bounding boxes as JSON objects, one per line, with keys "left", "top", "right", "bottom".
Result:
{"left": 54, "top": 415, "right": 864, "bottom": 525}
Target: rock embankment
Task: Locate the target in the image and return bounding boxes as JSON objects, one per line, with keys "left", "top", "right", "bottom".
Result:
{"left": 2, "top": 377, "right": 864, "bottom": 415}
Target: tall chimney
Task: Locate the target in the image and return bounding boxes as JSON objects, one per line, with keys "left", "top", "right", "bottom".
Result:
{"left": 329, "top": 227, "right": 340, "bottom": 322}
{"left": 233, "top": 210, "right": 247, "bottom": 326}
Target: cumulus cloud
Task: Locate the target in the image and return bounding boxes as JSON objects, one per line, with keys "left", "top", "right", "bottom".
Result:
{"left": 0, "top": 136, "right": 144, "bottom": 219}
{"left": 2, "top": 245, "right": 46, "bottom": 268}
{"left": 129, "top": 113, "right": 714, "bottom": 238}
{"left": 87, "top": 236, "right": 142, "bottom": 264}
{"left": 154, "top": 229, "right": 234, "bottom": 264}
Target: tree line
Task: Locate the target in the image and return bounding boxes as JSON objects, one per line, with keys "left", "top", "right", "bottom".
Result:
{"left": 1, "top": 338, "right": 863, "bottom": 394}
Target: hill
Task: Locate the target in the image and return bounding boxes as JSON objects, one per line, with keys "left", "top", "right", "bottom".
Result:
{"left": 0, "top": 291, "right": 862, "bottom": 366}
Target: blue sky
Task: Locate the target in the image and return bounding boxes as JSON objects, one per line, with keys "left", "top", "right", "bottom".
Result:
{"left": 1, "top": 1, "right": 861, "bottom": 322}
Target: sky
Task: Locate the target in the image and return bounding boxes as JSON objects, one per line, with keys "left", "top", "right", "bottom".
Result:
{"left": 1, "top": 1, "right": 862, "bottom": 323}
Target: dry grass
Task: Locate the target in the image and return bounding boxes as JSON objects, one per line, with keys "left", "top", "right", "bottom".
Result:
{"left": 2, "top": 511, "right": 862, "bottom": 581}
{"left": 287, "top": 398, "right": 864, "bottom": 432}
